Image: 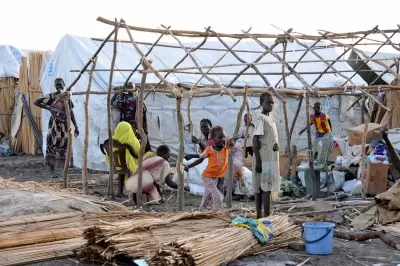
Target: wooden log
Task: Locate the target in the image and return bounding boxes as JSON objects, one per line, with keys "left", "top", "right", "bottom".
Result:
{"left": 281, "top": 42, "right": 291, "bottom": 178}
{"left": 226, "top": 86, "right": 249, "bottom": 208}
{"left": 311, "top": 31, "right": 372, "bottom": 85}
{"left": 305, "top": 91, "right": 317, "bottom": 201}
{"left": 97, "top": 17, "right": 400, "bottom": 40}
{"left": 321, "top": 31, "right": 400, "bottom": 79}
{"left": 155, "top": 26, "right": 211, "bottom": 91}
{"left": 122, "top": 19, "right": 180, "bottom": 97}
{"left": 107, "top": 22, "right": 119, "bottom": 198}
{"left": 289, "top": 96, "right": 303, "bottom": 141}
{"left": 63, "top": 93, "right": 72, "bottom": 189}
{"left": 160, "top": 25, "right": 236, "bottom": 102}
{"left": 176, "top": 97, "right": 185, "bottom": 211}
{"left": 334, "top": 230, "right": 400, "bottom": 250}
{"left": 123, "top": 28, "right": 168, "bottom": 87}
{"left": 210, "top": 29, "right": 284, "bottom": 103}
{"left": 82, "top": 58, "right": 97, "bottom": 195}
{"left": 66, "top": 27, "right": 117, "bottom": 91}
{"left": 135, "top": 61, "right": 150, "bottom": 206}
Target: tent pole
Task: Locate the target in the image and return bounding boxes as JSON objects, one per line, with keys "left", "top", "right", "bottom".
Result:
{"left": 135, "top": 60, "right": 150, "bottom": 206}
{"left": 305, "top": 90, "right": 317, "bottom": 201}
{"left": 176, "top": 96, "right": 185, "bottom": 211}
{"left": 62, "top": 93, "right": 72, "bottom": 189}
{"left": 82, "top": 58, "right": 97, "bottom": 195}
{"left": 226, "top": 85, "right": 249, "bottom": 208}
{"left": 107, "top": 21, "right": 120, "bottom": 199}
{"left": 281, "top": 41, "right": 291, "bottom": 179}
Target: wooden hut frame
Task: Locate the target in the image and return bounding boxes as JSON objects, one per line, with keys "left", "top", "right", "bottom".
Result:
{"left": 64, "top": 17, "right": 400, "bottom": 207}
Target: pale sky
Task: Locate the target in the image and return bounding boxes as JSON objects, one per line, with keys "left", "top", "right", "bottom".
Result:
{"left": 1, "top": 0, "right": 400, "bottom": 51}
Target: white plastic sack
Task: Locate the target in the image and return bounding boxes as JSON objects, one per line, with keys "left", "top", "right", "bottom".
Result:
{"left": 327, "top": 170, "right": 345, "bottom": 192}
{"left": 342, "top": 179, "right": 362, "bottom": 195}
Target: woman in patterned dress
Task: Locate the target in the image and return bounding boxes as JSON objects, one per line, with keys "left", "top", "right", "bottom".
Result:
{"left": 34, "top": 78, "right": 79, "bottom": 177}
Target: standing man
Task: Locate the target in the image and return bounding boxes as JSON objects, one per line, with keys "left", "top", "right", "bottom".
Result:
{"left": 299, "top": 102, "right": 332, "bottom": 138}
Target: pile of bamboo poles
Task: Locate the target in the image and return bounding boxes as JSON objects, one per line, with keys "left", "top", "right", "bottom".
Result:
{"left": 0, "top": 178, "right": 129, "bottom": 212}
{"left": 79, "top": 212, "right": 232, "bottom": 262}
{"left": 149, "top": 215, "right": 300, "bottom": 266}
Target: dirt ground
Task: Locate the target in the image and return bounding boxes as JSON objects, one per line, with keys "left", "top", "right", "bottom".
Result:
{"left": 2, "top": 155, "right": 400, "bottom": 266}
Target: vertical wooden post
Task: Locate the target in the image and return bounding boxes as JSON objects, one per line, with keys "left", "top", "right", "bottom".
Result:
{"left": 82, "top": 58, "right": 97, "bottom": 195}
{"left": 281, "top": 42, "right": 291, "bottom": 179}
{"left": 305, "top": 91, "right": 317, "bottom": 200}
{"left": 186, "top": 97, "right": 194, "bottom": 185}
{"left": 226, "top": 86, "right": 249, "bottom": 208}
{"left": 135, "top": 60, "right": 150, "bottom": 206}
{"left": 176, "top": 96, "right": 185, "bottom": 211}
{"left": 360, "top": 95, "right": 370, "bottom": 200}
{"left": 243, "top": 101, "right": 251, "bottom": 154}
{"left": 63, "top": 93, "right": 72, "bottom": 189}
{"left": 107, "top": 23, "right": 119, "bottom": 198}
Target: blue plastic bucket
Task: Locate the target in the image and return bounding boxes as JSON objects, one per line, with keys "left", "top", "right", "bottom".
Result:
{"left": 302, "top": 222, "right": 335, "bottom": 255}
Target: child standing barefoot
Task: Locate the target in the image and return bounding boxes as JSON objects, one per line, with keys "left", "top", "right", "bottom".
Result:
{"left": 185, "top": 126, "right": 238, "bottom": 211}
{"left": 253, "top": 92, "right": 280, "bottom": 218}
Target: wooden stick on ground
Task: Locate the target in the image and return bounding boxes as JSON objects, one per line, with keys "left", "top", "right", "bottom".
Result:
{"left": 135, "top": 60, "right": 150, "bottom": 206}
{"left": 82, "top": 58, "right": 97, "bottom": 195}
{"left": 107, "top": 21, "right": 120, "bottom": 198}
{"left": 176, "top": 96, "right": 185, "bottom": 211}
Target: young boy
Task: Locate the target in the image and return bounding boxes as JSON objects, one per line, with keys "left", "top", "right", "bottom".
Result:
{"left": 253, "top": 92, "right": 280, "bottom": 218}
{"left": 299, "top": 102, "right": 332, "bottom": 138}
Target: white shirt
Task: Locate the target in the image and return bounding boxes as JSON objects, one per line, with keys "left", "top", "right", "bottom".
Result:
{"left": 239, "top": 125, "right": 254, "bottom": 148}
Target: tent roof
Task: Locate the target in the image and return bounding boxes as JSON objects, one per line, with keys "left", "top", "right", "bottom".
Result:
{"left": 0, "top": 45, "right": 24, "bottom": 78}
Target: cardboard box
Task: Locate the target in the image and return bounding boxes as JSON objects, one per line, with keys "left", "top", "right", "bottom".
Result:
{"left": 364, "top": 162, "right": 389, "bottom": 195}
{"left": 347, "top": 123, "right": 384, "bottom": 145}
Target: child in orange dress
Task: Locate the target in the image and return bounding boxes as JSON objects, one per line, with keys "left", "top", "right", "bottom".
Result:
{"left": 185, "top": 126, "right": 239, "bottom": 210}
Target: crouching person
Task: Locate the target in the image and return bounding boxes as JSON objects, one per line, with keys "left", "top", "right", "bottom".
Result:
{"left": 125, "top": 145, "right": 188, "bottom": 204}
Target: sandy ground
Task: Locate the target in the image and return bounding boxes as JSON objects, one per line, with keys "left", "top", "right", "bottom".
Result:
{"left": 2, "top": 155, "right": 400, "bottom": 266}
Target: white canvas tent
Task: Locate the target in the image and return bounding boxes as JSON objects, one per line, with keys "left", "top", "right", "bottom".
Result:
{"left": 40, "top": 34, "right": 368, "bottom": 171}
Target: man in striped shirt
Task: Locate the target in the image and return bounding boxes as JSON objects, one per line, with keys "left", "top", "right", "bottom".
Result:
{"left": 300, "top": 102, "right": 332, "bottom": 138}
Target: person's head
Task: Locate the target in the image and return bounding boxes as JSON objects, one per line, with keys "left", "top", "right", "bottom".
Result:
{"left": 313, "top": 102, "right": 322, "bottom": 115}
{"left": 200, "top": 119, "right": 212, "bottom": 137}
{"left": 244, "top": 113, "right": 252, "bottom": 124}
{"left": 113, "top": 121, "right": 137, "bottom": 143}
{"left": 210, "top": 126, "right": 226, "bottom": 147}
{"left": 260, "top": 92, "right": 274, "bottom": 113}
{"left": 156, "top": 145, "right": 170, "bottom": 161}
{"left": 54, "top": 78, "right": 65, "bottom": 94}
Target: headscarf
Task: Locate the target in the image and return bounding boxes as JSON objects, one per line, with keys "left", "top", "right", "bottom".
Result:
{"left": 105, "top": 121, "right": 141, "bottom": 173}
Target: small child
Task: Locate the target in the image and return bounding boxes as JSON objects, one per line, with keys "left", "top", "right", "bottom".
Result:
{"left": 185, "top": 126, "right": 238, "bottom": 211}
{"left": 239, "top": 113, "right": 255, "bottom": 158}
{"left": 299, "top": 102, "right": 332, "bottom": 139}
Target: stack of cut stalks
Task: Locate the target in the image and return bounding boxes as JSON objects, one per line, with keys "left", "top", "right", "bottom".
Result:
{"left": 0, "top": 178, "right": 129, "bottom": 212}
{"left": 79, "top": 212, "right": 232, "bottom": 262}
{"left": 0, "top": 211, "right": 172, "bottom": 266}
{"left": 150, "top": 215, "right": 300, "bottom": 266}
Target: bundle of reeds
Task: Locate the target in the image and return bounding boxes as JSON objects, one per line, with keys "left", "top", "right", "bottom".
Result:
{"left": 0, "top": 238, "right": 85, "bottom": 266}
{"left": 0, "top": 178, "right": 129, "bottom": 212}
{"left": 150, "top": 215, "right": 300, "bottom": 266}
{"left": 79, "top": 212, "right": 233, "bottom": 262}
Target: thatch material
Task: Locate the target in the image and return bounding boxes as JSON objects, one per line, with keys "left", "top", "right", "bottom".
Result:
{"left": 0, "top": 178, "right": 130, "bottom": 212}
{"left": 0, "top": 78, "right": 16, "bottom": 140}
{"left": 150, "top": 215, "right": 300, "bottom": 266}
{"left": 11, "top": 53, "right": 44, "bottom": 154}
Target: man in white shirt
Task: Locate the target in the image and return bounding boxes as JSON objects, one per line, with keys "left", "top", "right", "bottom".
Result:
{"left": 239, "top": 113, "right": 255, "bottom": 158}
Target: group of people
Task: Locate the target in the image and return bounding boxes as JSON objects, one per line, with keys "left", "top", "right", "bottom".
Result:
{"left": 37, "top": 78, "right": 332, "bottom": 219}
